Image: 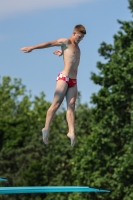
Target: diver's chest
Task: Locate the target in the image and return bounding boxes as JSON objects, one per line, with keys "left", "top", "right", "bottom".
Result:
{"left": 69, "top": 45, "right": 80, "bottom": 55}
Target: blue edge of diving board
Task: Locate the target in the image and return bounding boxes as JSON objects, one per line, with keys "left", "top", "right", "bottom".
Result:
{"left": 0, "top": 186, "right": 110, "bottom": 194}
{"left": 0, "top": 178, "right": 8, "bottom": 182}
{"left": 0, "top": 178, "right": 110, "bottom": 194}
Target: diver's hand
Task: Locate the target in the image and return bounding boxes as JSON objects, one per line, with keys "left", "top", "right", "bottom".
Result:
{"left": 20, "top": 46, "right": 33, "bottom": 53}
{"left": 53, "top": 49, "right": 63, "bottom": 56}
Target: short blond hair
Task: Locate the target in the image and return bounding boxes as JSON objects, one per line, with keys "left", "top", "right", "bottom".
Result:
{"left": 74, "top": 24, "right": 86, "bottom": 34}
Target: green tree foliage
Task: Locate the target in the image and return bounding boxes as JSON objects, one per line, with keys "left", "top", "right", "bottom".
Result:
{"left": 128, "top": 0, "right": 133, "bottom": 13}
{"left": 0, "top": 76, "right": 50, "bottom": 200}
{"left": 0, "top": 76, "right": 92, "bottom": 200}
{"left": 69, "top": 1, "right": 133, "bottom": 200}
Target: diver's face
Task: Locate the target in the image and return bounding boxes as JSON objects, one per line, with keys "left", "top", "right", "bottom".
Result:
{"left": 74, "top": 31, "right": 84, "bottom": 43}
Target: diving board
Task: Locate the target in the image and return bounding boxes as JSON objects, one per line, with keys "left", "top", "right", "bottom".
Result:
{"left": 0, "top": 178, "right": 8, "bottom": 182}
{"left": 0, "top": 186, "right": 110, "bottom": 194}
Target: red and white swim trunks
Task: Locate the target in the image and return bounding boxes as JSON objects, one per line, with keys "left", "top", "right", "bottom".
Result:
{"left": 56, "top": 73, "right": 77, "bottom": 88}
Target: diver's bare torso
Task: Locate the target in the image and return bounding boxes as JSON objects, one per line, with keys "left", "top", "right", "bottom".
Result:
{"left": 20, "top": 38, "right": 81, "bottom": 79}
{"left": 61, "top": 39, "right": 80, "bottom": 79}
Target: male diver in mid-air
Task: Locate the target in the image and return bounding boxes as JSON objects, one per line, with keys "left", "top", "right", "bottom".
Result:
{"left": 20, "top": 24, "right": 86, "bottom": 147}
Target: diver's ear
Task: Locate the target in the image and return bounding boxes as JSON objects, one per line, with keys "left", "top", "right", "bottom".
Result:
{"left": 73, "top": 31, "right": 76, "bottom": 36}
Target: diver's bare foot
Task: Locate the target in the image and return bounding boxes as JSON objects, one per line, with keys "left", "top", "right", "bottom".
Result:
{"left": 42, "top": 128, "right": 49, "bottom": 145}
{"left": 67, "top": 133, "right": 76, "bottom": 147}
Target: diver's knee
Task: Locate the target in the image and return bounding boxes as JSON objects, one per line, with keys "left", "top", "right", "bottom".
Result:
{"left": 68, "top": 100, "right": 75, "bottom": 110}
{"left": 51, "top": 102, "right": 61, "bottom": 111}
